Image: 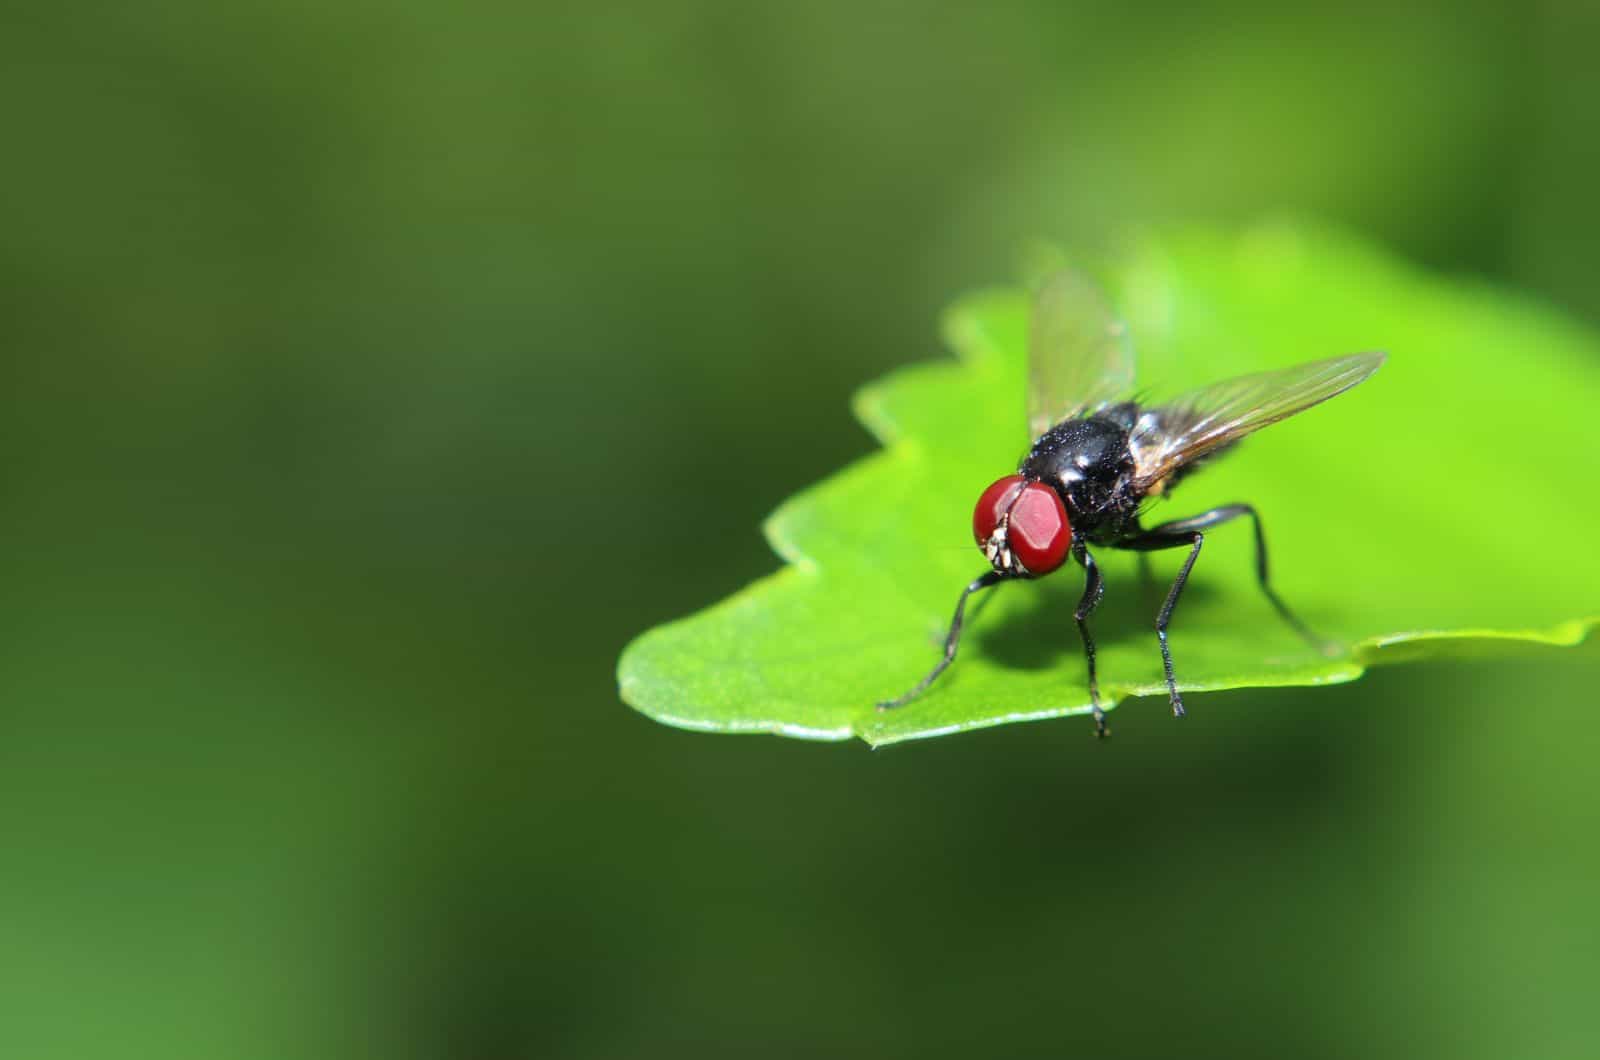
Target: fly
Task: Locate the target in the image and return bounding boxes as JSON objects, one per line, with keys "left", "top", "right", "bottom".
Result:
{"left": 877, "top": 269, "right": 1385, "bottom": 737}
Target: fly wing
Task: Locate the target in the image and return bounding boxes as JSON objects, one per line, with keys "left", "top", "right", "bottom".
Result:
{"left": 1027, "top": 270, "right": 1136, "bottom": 440}
{"left": 1129, "top": 352, "right": 1385, "bottom": 490}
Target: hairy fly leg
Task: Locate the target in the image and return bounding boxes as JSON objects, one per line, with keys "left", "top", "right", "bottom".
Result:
{"left": 1071, "top": 544, "right": 1110, "bottom": 738}
{"left": 877, "top": 570, "right": 1006, "bottom": 710}
{"left": 1121, "top": 502, "right": 1334, "bottom": 718}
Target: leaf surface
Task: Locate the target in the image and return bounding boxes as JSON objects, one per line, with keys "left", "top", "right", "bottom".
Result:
{"left": 619, "top": 222, "right": 1600, "bottom": 746}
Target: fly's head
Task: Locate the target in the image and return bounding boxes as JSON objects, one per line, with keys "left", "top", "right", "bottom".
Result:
{"left": 971, "top": 475, "right": 1072, "bottom": 578}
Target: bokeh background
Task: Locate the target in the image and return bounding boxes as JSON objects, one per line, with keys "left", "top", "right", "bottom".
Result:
{"left": 3, "top": 3, "right": 1598, "bottom": 1058}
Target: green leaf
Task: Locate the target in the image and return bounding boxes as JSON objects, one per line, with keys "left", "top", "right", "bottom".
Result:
{"left": 619, "top": 221, "right": 1600, "bottom": 746}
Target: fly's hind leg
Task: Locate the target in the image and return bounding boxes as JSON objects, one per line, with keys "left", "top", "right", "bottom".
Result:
{"left": 1120, "top": 503, "right": 1333, "bottom": 719}
{"left": 1141, "top": 505, "right": 1335, "bottom": 653}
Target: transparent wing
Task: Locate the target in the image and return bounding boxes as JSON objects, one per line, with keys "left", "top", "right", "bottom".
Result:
{"left": 1027, "top": 269, "right": 1136, "bottom": 440}
{"left": 1129, "top": 353, "right": 1386, "bottom": 490}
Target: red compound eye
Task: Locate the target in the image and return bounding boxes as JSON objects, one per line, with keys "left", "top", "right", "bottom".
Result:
{"left": 972, "top": 475, "right": 1072, "bottom": 576}
{"left": 1007, "top": 480, "right": 1072, "bottom": 574}
{"left": 973, "top": 475, "right": 1026, "bottom": 546}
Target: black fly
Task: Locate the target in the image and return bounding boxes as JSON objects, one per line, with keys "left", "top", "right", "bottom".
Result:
{"left": 877, "top": 270, "right": 1385, "bottom": 737}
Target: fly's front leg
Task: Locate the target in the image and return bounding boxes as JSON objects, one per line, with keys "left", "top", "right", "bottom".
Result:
{"left": 1071, "top": 544, "right": 1110, "bottom": 738}
{"left": 877, "top": 570, "right": 1006, "bottom": 710}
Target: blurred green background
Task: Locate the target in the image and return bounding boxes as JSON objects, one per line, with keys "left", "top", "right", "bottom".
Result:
{"left": 2, "top": 3, "right": 1597, "bottom": 1058}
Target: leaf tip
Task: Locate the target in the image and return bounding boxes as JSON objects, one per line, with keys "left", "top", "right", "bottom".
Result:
{"left": 1352, "top": 618, "right": 1598, "bottom": 666}
{"left": 849, "top": 381, "right": 899, "bottom": 446}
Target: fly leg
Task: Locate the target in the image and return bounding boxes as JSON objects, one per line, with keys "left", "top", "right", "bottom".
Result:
{"left": 1140, "top": 504, "right": 1334, "bottom": 652}
{"left": 1072, "top": 544, "right": 1110, "bottom": 738}
{"left": 877, "top": 570, "right": 1006, "bottom": 710}
{"left": 1118, "top": 527, "right": 1204, "bottom": 718}
{"left": 1121, "top": 503, "right": 1334, "bottom": 718}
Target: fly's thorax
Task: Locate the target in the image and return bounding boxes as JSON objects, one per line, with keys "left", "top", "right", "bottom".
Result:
{"left": 1020, "top": 415, "right": 1139, "bottom": 534}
